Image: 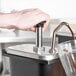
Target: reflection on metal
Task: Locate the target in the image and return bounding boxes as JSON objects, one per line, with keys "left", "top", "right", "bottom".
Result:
{"left": 0, "top": 44, "right": 3, "bottom": 74}
{"left": 2, "top": 56, "right": 11, "bottom": 76}
{"left": 0, "top": 43, "right": 11, "bottom": 76}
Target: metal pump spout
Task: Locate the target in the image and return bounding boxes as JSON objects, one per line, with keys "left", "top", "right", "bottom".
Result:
{"left": 49, "top": 22, "right": 74, "bottom": 53}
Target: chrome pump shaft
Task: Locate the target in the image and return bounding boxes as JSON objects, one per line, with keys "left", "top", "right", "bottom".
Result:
{"left": 33, "top": 21, "right": 46, "bottom": 54}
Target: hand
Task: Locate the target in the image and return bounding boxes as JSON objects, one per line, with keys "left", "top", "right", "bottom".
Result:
{"left": 0, "top": 8, "right": 50, "bottom": 31}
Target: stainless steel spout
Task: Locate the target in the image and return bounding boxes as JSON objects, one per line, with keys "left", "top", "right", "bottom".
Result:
{"left": 49, "top": 22, "right": 74, "bottom": 53}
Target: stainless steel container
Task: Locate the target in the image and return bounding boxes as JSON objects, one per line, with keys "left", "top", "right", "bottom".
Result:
{"left": 0, "top": 22, "right": 74, "bottom": 76}
{"left": 5, "top": 44, "right": 65, "bottom": 76}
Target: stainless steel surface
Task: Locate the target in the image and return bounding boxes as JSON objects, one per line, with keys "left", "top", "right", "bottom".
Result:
{"left": 6, "top": 44, "right": 58, "bottom": 64}
{"left": 0, "top": 44, "right": 3, "bottom": 74}
{"left": 0, "top": 37, "right": 52, "bottom": 46}
{"left": 0, "top": 56, "right": 11, "bottom": 76}
{"left": 0, "top": 43, "right": 11, "bottom": 75}
{"left": 33, "top": 46, "right": 45, "bottom": 55}
{"left": 36, "top": 25, "right": 42, "bottom": 47}
{"left": 0, "top": 37, "right": 35, "bottom": 43}
{"left": 49, "top": 22, "right": 74, "bottom": 53}
{"left": 57, "top": 40, "right": 76, "bottom": 76}
{"left": 34, "top": 26, "right": 45, "bottom": 54}
{"left": 33, "top": 21, "right": 45, "bottom": 54}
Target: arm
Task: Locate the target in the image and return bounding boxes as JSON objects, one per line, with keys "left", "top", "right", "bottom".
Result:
{"left": 0, "top": 9, "right": 50, "bottom": 31}
{"left": 0, "top": 13, "right": 17, "bottom": 29}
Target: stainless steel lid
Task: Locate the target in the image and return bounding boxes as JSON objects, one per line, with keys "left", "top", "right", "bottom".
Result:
{"left": 6, "top": 44, "right": 58, "bottom": 64}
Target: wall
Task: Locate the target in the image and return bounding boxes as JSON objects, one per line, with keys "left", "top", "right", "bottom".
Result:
{"left": 1, "top": 0, "right": 76, "bottom": 19}
{"left": 0, "top": 0, "right": 1, "bottom": 11}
